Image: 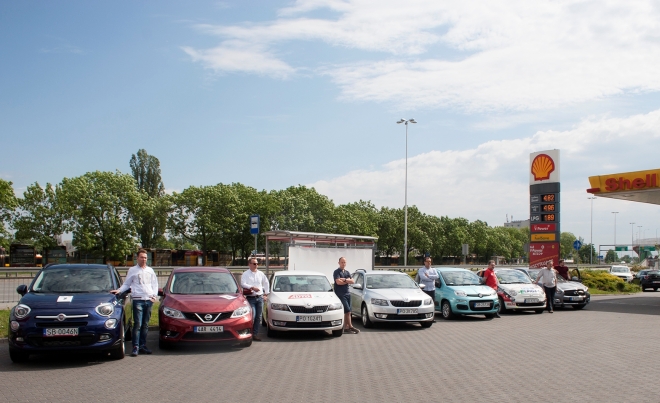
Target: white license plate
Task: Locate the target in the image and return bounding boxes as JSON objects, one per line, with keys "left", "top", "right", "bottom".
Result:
{"left": 397, "top": 308, "right": 418, "bottom": 314}
{"left": 524, "top": 298, "right": 539, "bottom": 303}
{"left": 194, "top": 326, "right": 223, "bottom": 333}
{"left": 43, "top": 328, "right": 78, "bottom": 337}
{"left": 569, "top": 296, "right": 583, "bottom": 301}
{"left": 474, "top": 302, "right": 491, "bottom": 308}
{"left": 296, "top": 315, "right": 322, "bottom": 322}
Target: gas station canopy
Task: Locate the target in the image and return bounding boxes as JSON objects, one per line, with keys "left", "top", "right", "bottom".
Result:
{"left": 587, "top": 168, "right": 660, "bottom": 205}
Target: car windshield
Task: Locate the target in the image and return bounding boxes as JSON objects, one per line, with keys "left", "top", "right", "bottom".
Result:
{"left": 527, "top": 270, "right": 541, "bottom": 281}
{"left": 273, "top": 275, "right": 332, "bottom": 292}
{"left": 441, "top": 271, "right": 481, "bottom": 286}
{"left": 496, "top": 270, "right": 532, "bottom": 284}
{"left": 170, "top": 272, "right": 238, "bottom": 294}
{"left": 366, "top": 274, "right": 417, "bottom": 289}
{"left": 611, "top": 267, "right": 630, "bottom": 273}
{"left": 32, "top": 267, "right": 113, "bottom": 293}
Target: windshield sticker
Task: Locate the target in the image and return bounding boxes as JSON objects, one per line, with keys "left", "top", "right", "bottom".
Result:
{"left": 288, "top": 294, "right": 312, "bottom": 299}
{"left": 57, "top": 296, "right": 73, "bottom": 302}
{"left": 219, "top": 295, "right": 237, "bottom": 300}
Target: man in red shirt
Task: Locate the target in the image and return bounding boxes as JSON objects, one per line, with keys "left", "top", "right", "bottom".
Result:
{"left": 554, "top": 259, "right": 570, "bottom": 281}
{"left": 483, "top": 260, "right": 501, "bottom": 318}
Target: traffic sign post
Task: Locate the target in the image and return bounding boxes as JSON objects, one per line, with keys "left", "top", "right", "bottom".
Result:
{"left": 249, "top": 215, "right": 260, "bottom": 257}
{"left": 573, "top": 240, "right": 582, "bottom": 250}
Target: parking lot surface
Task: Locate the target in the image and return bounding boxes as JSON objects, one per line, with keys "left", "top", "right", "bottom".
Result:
{"left": 2, "top": 292, "right": 660, "bottom": 403}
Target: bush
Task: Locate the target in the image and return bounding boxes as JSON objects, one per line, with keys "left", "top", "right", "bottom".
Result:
{"left": 581, "top": 270, "right": 640, "bottom": 293}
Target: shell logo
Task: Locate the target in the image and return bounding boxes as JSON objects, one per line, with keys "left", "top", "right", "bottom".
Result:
{"left": 531, "top": 154, "right": 555, "bottom": 181}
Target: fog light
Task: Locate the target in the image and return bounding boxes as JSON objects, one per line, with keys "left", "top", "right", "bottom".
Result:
{"left": 425, "top": 313, "right": 433, "bottom": 318}
{"left": 237, "top": 329, "right": 250, "bottom": 335}
{"left": 104, "top": 318, "right": 118, "bottom": 329}
{"left": 10, "top": 321, "right": 19, "bottom": 331}
{"left": 330, "top": 320, "right": 342, "bottom": 326}
{"left": 273, "top": 320, "right": 287, "bottom": 326}
{"left": 457, "top": 299, "right": 467, "bottom": 304}
{"left": 375, "top": 313, "right": 387, "bottom": 319}
{"left": 99, "top": 334, "right": 111, "bottom": 341}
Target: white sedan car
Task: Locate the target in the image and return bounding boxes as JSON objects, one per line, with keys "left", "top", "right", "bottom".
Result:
{"left": 264, "top": 271, "right": 344, "bottom": 338}
{"left": 479, "top": 268, "right": 547, "bottom": 314}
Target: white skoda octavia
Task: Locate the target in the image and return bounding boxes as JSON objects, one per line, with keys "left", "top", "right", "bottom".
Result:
{"left": 265, "top": 271, "right": 344, "bottom": 338}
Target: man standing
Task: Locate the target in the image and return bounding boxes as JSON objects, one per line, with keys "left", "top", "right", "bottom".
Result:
{"left": 483, "top": 260, "right": 501, "bottom": 318}
{"left": 554, "top": 259, "right": 570, "bottom": 281}
{"left": 241, "top": 257, "right": 269, "bottom": 341}
{"left": 111, "top": 249, "right": 158, "bottom": 357}
{"left": 333, "top": 257, "right": 358, "bottom": 334}
{"left": 417, "top": 257, "right": 439, "bottom": 301}
{"left": 536, "top": 261, "right": 558, "bottom": 313}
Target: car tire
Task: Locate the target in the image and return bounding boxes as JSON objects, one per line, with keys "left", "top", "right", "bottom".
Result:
{"left": 654, "top": 288, "right": 658, "bottom": 292}
{"left": 420, "top": 321, "right": 433, "bottom": 328}
{"left": 331, "top": 329, "right": 343, "bottom": 337}
{"left": 534, "top": 308, "right": 544, "bottom": 314}
{"left": 267, "top": 324, "right": 279, "bottom": 338}
{"left": 124, "top": 323, "right": 133, "bottom": 342}
{"left": 441, "top": 300, "right": 455, "bottom": 320}
{"left": 109, "top": 323, "right": 126, "bottom": 360}
{"left": 572, "top": 304, "right": 587, "bottom": 310}
{"left": 498, "top": 297, "right": 505, "bottom": 315}
{"left": 158, "top": 338, "right": 172, "bottom": 350}
{"left": 361, "top": 304, "right": 374, "bottom": 328}
{"left": 9, "top": 348, "right": 29, "bottom": 363}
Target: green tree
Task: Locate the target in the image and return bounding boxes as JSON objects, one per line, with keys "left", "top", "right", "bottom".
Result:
{"left": 0, "top": 179, "right": 17, "bottom": 248}
{"left": 334, "top": 200, "right": 379, "bottom": 236}
{"left": 578, "top": 243, "right": 597, "bottom": 263}
{"left": 130, "top": 149, "right": 168, "bottom": 248}
{"left": 376, "top": 207, "right": 402, "bottom": 259}
{"left": 13, "top": 182, "right": 69, "bottom": 251}
{"left": 560, "top": 232, "right": 577, "bottom": 259}
{"left": 468, "top": 220, "right": 491, "bottom": 262}
{"left": 605, "top": 249, "right": 618, "bottom": 263}
{"left": 270, "top": 186, "right": 336, "bottom": 233}
{"left": 60, "top": 171, "right": 143, "bottom": 263}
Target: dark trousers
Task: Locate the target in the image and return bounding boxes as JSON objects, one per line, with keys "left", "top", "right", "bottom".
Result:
{"left": 423, "top": 289, "right": 435, "bottom": 301}
{"left": 543, "top": 286, "right": 556, "bottom": 312}
{"left": 132, "top": 300, "right": 153, "bottom": 347}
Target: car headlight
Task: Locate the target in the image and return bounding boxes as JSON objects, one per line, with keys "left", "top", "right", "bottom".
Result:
{"left": 371, "top": 298, "right": 389, "bottom": 306}
{"left": 423, "top": 298, "right": 432, "bottom": 305}
{"left": 328, "top": 302, "right": 343, "bottom": 311}
{"left": 507, "top": 289, "right": 518, "bottom": 296}
{"left": 162, "top": 306, "right": 185, "bottom": 319}
{"left": 13, "top": 304, "right": 31, "bottom": 319}
{"left": 95, "top": 303, "right": 115, "bottom": 317}
{"left": 231, "top": 306, "right": 251, "bottom": 318}
{"left": 104, "top": 318, "right": 118, "bottom": 329}
{"left": 454, "top": 290, "right": 467, "bottom": 297}
{"left": 270, "top": 303, "right": 290, "bottom": 311}
{"left": 555, "top": 288, "right": 564, "bottom": 294}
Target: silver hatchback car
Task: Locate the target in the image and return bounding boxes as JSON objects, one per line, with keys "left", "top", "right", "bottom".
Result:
{"left": 349, "top": 270, "right": 434, "bottom": 328}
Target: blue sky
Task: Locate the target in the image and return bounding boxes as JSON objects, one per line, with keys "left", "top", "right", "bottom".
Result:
{"left": 3, "top": 0, "right": 660, "bottom": 253}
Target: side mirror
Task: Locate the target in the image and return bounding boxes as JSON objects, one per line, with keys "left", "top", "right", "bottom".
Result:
{"left": 352, "top": 283, "right": 363, "bottom": 290}
{"left": 571, "top": 276, "right": 581, "bottom": 283}
{"left": 419, "top": 283, "right": 426, "bottom": 289}
{"left": 435, "top": 279, "right": 441, "bottom": 288}
{"left": 158, "top": 288, "right": 164, "bottom": 296}
{"left": 16, "top": 285, "right": 27, "bottom": 296}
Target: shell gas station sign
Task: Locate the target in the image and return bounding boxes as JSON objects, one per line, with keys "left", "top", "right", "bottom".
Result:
{"left": 529, "top": 150, "right": 560, "bottom": 268}
{"left": 587, "top": 169, "right": 660, "bottom": 205}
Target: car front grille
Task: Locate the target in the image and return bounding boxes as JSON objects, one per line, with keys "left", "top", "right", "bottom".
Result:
{"left": 26, "top": 334, "right": 96, "bottom": 347}
{"left": 390, "top": 300, "right": 422, "bottom": 307}
{"left": 378, "top": 314, "right": 429, "bottom": 320}
{"left": 182, "top": 332, "right": 235, "bottom": 341}
{"left": 183, "top": 312, "right": 232, "bottom": 323}
{"left": 35, "top": 321, "right": 88, "bottom": 328}
{"left": 277, "top": 321, "right": 334, "bottom": 328}
{"left": 563, "top": 290, "right": 586, "bottom": 296}
{"left": 515, "top": 302, "right": 545, "bottom": 307}
{"left": 288, "top": 305, "right": 329, "bottom": 314}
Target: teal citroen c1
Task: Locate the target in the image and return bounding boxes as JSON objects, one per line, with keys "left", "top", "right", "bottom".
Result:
{"left": 433, "top": 267, "right": 500, "bottom": 319}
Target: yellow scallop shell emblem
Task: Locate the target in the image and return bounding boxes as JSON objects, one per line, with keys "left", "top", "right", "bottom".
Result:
{"left": 531, "top": 154, "right": 555, "bottom": 181}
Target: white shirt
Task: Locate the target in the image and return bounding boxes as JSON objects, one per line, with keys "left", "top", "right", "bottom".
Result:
{"left": 417, "top": 266, "right": 439, "bottom": 291}
{"left": 536, "top": 268, "right": 557, "bottom": 287}
{"left": 241, "top": 269, "right": 270, "bottom": 296}
{"left": 117, "top": 264, "right": 158, "bottom": 299}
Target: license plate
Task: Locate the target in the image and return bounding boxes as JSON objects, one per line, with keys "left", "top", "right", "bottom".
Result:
{"left": 569, "top": 296, "right": 583, "bottom": 301}
{"left": 194, "top": 326, "right": 223, "bottom": 333}
{"left": 474, "top": 302, "right": 491, "bottom": 308}
{"left": 296, "top": 315, "right": 322, "bottom": 322}
{"left": 524, "top": 298, "right": 539, "bottom": 303}
{"left": 397, "top": 308, "right": 418, "bottom": 314}
{"left": 43, "top": 328, "right": 78, "bottom": 337}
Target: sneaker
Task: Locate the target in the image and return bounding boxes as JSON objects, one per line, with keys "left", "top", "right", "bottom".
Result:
{"left": 139, "top": 346, "right": 153, "bottom": 355}
{"left": 131, "top": 346, "right": 139, "bottom": 357}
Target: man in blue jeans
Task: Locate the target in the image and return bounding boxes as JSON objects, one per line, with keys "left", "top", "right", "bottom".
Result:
{"left": 111, "top": 249, "right": 159, "bottom": 357}
{"left": 241, "top": 257, "right": 270, "bottom": 341}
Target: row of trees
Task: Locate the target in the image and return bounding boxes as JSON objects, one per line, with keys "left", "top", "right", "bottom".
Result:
{"left": 0, "top": 150, "right": 592, "bottom": 265}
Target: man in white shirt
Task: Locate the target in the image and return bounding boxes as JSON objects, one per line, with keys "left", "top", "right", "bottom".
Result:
{"left": 241, "top": 257, "right": 270, "bottom": 341}
{"left": 535, "top": 261, "right": 558, "bottom": 313}
{"left": 111, "top": 249, "right": 158, "bottom": 356}
{"left": 417, "top": 257, "right": 439, "bottom": 300}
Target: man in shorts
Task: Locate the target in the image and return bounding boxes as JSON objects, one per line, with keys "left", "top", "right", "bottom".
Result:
{"left": 333, "top": 257, "right": 358, "bottom": 334}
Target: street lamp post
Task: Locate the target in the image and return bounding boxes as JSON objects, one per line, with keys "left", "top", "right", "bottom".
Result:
{"left": 588, "top": 197, "right": 596, "bottom": 264}
{"left": 638, "top": 225, "right": 643, "bottom": 262}
{"left": 396, "top": 118, "right": 416, "bottom": 267}
{"left": 630, "top": 222, "right": 635, "bottom": 259}
{"left": 612, "top": 212, "right": 619, "bottom": 247}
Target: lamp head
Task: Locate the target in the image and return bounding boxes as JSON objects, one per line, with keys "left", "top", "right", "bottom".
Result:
{"left": 409, "top": 119, "right": 417, "bottom": 124}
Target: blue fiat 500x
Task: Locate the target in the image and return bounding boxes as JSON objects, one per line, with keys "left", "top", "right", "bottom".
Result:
{"left": 8, "top": 263, "right": 131, "bottom": 363}
{"left": 434, "top": 267, "right": 500, "bottom": 319}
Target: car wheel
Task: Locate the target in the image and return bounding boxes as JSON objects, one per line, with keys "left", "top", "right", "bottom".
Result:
{"left": 267, "top": 324, "right": 279, "bottom": 338}
{"left": 441, "top": 300, "right": 455, "bottom": 320}
{"left": 498, "top": 297, "right": 505, "bottom": 315}
{"left": 534, "top": 308, "right": 544, "bottom": 314}
{"left": 158, "top": 338, "right": 172, "bottom": 350}
{"left": 9, "top": 348, "right": 29, "bottom": 363}
{"left": 109, "top": 323, "right": 126, "bottom": 360}
{"left": 332, "top": 329, "right": 344, "bottom": 337}
{"left": 361, "top": 304, "right": 374, "bottom": 328}
{"left": 420, "top": 321, "right": 433, "bottom": 328}
{"left": 654, "top": 288, "right": 658, "bottom": 292}
{"left": 484, "top": 313, "right": 495, "bottom": 319}
{"left": 572, "top": 304, "right": 587, "bottom": 310}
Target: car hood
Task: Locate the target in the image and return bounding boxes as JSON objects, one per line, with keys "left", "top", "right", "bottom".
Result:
{"left": 19, "top": 292, "right": 118, "bottom": 309}
{"left": 557, "top": 282, "right": 588, "bottom": 292}
{"left": 499, "top": 283, "right": 545, "bottom": 296}
{"left": 270, "top": 292, "right": 340, "bottom": 305}
{"left": 366, "top": 288, "right": 429, "bottom": 301}
{"left": 446, "top": 285, "right": 498, "bottom": 297}
{"left": 162, "top": 293, "right": 246, "bottom": 312}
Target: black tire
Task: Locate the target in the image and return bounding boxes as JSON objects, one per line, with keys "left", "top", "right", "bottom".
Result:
{"left": 9, "top": 348, "right": 29, "bottom": 363}
{"left": 261, "top": 314, "right": 267, "bottom": 327}
{"left": 267, "top": 324, "right": 279, "bottom": 338}
{"left": 361, "top": 304, "right": 374, "bottom": 328}
{"left": 534, "top": 309, "right": 544, "bottom": 314}
{"left": 331, "top": 329, "right": 343, "bottom": 337}
{"left": 420, "top": 321, "right": 433, "bottom": 328}
{"left": 498, "top": 297, "right": 505, "bottom": 315}
{"left": 109, "top": 323, "right": 126, "bottom": 360}
{"left": 158, "top": 338, "right": 172, "bottom": 350}
{"left": 484, "top": 313, "right": 495, "bottom": 319}
{"left": 654, "top": 288, "right": 658, "bottom": 292}
{"left": 572, "top": 304, "right": 587, "bottom": 310}
{"left": 441, "top": 300, "right": 455, "bottom": 320}
{"left": 125, "top": 323, "right": 133, "bottom": 342}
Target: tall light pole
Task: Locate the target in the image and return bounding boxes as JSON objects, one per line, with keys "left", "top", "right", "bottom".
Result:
{"left": 630, "top": 222, "right": 635, "bottom": 258}
{"left": 638, "top": 225, "right": 643, "bottom": 262}
{"left": 588, "top": 197, "right": 596, "bottom": 264}
{"left": 612, "top": 212, "right": 619, "bottom": 246}
{"left": 396, "top": 118, "right": 416, "bottom": 267}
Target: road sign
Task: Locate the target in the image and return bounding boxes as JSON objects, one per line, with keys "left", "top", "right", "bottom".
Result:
{"left": 249, "top": 215, "right": 260, "bottom": 235}
{"left": 462, "top": 244, "right": 469, "bottom": 255}
{"left": 615, "top": 246, "right": 628, "bottom": 251}
{"left": 573, "top": 240, "right": 582, "bottom": 250}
